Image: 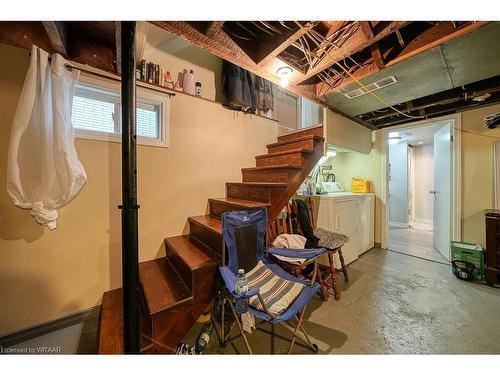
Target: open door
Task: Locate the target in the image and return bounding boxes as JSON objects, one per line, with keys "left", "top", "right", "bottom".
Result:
{"left": 432, "top": 123, "right": 452, "bottom": 260}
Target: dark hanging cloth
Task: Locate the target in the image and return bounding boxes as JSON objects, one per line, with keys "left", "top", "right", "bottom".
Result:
{"left": 254, "top": 76, "right": 274, "bottom": 113}
{"left": 222, "top": 60, "right": 255, "bottom": 112}
{"left": 222, "top": 60, "right": 274, "bottom": 115}
{"left": 293, "top": 199, "right": 320, "bottom": 248}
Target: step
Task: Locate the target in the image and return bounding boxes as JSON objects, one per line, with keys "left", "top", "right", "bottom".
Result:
{"left": 242, "top": 164, "right": 302, "bottom": 183}
{"left": 255, "top": 148, "right": 313, "bottom": 167}
{"left": 98, "top": 288, "right": 153, "bottom": 354}
{"left": 226, "top": 182, "right": 287, "bottom": 203}
{"left": 209, "top": 197, "right": 270, "bottom": 218}
{"left": 139, "top": 257, "right": 193, "bottom": 316}
{"left": 165, "top": 235, "right": 218, "bottom": 291}
{"left": 277, "top": 124, "right": 324, "bottom": 143}
{"left": 267, "top": 135, "right": 324, "bottom": 154}
{"left": 188, "top": 215, "right": 223, "bottom": 253}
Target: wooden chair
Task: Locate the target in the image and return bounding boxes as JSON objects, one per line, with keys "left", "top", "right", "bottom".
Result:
{"left": 292, "top": 197, "right": 349, "bottom": 301}
{"left": 267, "top": 204, "right": 329, "bottom": 301}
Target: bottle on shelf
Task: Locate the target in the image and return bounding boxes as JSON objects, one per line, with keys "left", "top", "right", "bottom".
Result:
{"left": 183, "top": 69, "right": 196, "bottom": 95}
{"left": 234, "top": 269, "right": 249, "bottom": 314}
{"left": 195, "top": 81, "right": 202, "bottom": 96}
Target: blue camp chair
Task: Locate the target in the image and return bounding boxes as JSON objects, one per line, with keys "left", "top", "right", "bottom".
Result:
{"left": 216, "top": 207, "right": 325, "bottom": 354}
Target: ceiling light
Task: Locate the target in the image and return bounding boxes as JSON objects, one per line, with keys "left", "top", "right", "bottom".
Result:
{"left": 277, "top": 66, "right": 293, "bottom": 88}
{"left": 418, "top": 141, "right": 424, "bottom": 145}
{"left": 388, "top": 136, "right": 402, "bottom": 145}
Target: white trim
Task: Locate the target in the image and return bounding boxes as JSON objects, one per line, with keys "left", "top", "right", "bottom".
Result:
{"left": 73, "top": 72, "right": 170, "bottom": 148}
{"left": 388, "top": 221, "right": 410, "bottom": 229}
{"left": 381, "top": 113, "right": 462, "bottom": 250}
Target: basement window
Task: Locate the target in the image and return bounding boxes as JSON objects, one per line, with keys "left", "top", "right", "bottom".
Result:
{"left": 71, "top": 73, "right": 169, "bottom": 147}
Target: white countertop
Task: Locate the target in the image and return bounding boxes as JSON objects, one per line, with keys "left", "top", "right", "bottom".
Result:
{"left": 298, "top": 192, "right": 374, "bottom": 198}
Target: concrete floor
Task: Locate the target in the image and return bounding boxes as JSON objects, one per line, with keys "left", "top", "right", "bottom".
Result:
{"left": 188, "top": 248, "right": 500, "bottom": 354}
{"left": 389, "top": 228, "right": 448, "bottom": 264}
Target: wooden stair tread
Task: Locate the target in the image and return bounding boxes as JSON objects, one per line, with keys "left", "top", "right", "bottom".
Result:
{"left": 242, "top": 164, "right": 302, "bottom": 172}
{"left": 266, "top": 134, "right": 324, "bottom": 148}
{"left": 209, "top": 197, "right": 270, "bottom": 208}
{"left": 165, "top": 235, "right": 217, "bottom": 270}
{"left": 277, "top": 124, "right": 324, "bottom": 142}
{"left": 99, "top": 288, "right": 152, "bottom": 354}
{"left": 255, "top": 148, "right": 313, "bottom": 159}
{"left": 139, "top": 258, "right": 193, "bottom": 315}
{"left": 188, "top": 215, "right": 222, "bottom": 235}
{"left": 226, "top": 182, "right": 288, "bottom": 187}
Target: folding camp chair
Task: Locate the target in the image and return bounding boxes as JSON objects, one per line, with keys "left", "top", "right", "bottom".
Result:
{"left": 215, "top": 207, "right": 324, "bottom": 354}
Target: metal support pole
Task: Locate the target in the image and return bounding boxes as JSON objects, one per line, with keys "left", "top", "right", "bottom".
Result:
{"left": 119, "top": 21, "right": 140, "bottom": 354}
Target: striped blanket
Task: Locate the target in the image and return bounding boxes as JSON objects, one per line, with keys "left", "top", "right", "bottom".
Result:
{"left": 246, "top": 261, "right": 304, "bottom": 316}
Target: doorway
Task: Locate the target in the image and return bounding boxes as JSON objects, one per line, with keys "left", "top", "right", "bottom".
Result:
{"left": 381, "top": 114, "right": 461, "bottom": 263}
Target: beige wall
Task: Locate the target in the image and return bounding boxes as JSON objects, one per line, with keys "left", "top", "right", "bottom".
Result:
{"left": 144, "top": 23, "right": 224, "bottom": 102}
{"left": 324, "top": 131, "right": 383, "bottom": 243}
{"left": 461, "top": 103, "right": 500, "bottom": 248}
{"left": 0, "top": 43, "right": 278, "bottom": 335}
{"left": 325, "top": 109, "right": 373, "bottom": 154}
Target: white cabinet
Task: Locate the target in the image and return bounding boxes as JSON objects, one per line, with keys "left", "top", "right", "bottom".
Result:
{"left": 311, "top": 194, "right": 375, "bottom": 267}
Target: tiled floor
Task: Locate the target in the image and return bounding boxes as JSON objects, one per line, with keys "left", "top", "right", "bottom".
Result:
{"left": 388, "top": 227, "right": 448, "bottom": 264}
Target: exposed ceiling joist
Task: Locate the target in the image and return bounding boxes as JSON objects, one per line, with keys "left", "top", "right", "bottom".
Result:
{"left": 42, "top": 21, "right": 68, "bottom": 57}
{"left": 205, "top": 21, "right": 225, "bottom": 38}
{"left": 370, "top": 43, "right": 385, "bottom": 70}
{"left": 386, "top": 21, "right": 487, "bottom": 68}
{"left": 149, "top": 21, "right": 319, "bottom": 103}
{"left": 318, "top": 21, "right": 490, "bottom": 98}
{"left": 257, "top": 22, "right": 314, "bottom": 67}
{"left": 294, "top": 21, "right": 408, "bottom": 85}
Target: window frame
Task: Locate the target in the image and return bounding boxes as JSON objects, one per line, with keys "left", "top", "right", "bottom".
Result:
{"left": 72, "top": 73, "right": 170, "bottom": 148}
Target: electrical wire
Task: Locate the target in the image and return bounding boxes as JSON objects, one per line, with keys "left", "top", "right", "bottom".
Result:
{"left": 294, "top": 21, "right": 424, "bottom": 120}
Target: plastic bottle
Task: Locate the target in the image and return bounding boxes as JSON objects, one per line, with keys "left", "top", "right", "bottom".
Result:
{"left": 234, "top": 269, "right": 249, "bottom": 314}
{"left": 195, "top": 321, "right": 214, "bottom": 354}
{"left": 183, "top": 69, "right": 196, "bottom": 95}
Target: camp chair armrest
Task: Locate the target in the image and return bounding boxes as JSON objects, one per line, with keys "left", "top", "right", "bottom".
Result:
{"left": 266, "top": 247, "right": 326, "bottom": 260}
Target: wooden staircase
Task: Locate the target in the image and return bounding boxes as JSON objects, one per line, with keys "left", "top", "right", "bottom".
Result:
{"left": 98, "top": 124, "right": 325, "bottom": 354}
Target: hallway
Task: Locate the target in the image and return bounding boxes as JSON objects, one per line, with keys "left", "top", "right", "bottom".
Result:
{"left": 388, "top": 227, "right": 448, "bottom": 264}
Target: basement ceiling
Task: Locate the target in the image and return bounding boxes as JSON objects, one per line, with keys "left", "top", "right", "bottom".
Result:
{"left": 325, "top": 22, "right": 500, "bottom": 117}
{"left": 0, "top": 21, "right": 498, "bottom": 128}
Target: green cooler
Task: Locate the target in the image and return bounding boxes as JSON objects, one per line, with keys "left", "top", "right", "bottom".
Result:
{"left": 450, "top": 241, "right": 485, "bottom": 280}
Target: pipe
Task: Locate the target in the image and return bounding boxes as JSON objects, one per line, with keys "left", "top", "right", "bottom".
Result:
{"left": 120, "top": 21, "right": 141, "bottom": 354}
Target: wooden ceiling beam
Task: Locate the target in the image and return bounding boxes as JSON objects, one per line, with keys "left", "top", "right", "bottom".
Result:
{"left": 370, "top": 43, "right": 385, "bottom": 70}
{"left": 149, "top": 21, "right": 319, "bottom": 103}
{"left": 295, "top": 21, "right": 408, "bottom": 85}
{"left": 42, "top": 21, "right": 68, "bottom": 57}
{"left": 317, "top": 21, "right": 490, "bottom": 98}
{"left": 386, "top": 21, "right": 488, "bottom": 68}
{"left": 257, "top": 22, "right": 315, "bottom": 67}
{"left": 205, "top": 21, "right": 225, "bottom": 38}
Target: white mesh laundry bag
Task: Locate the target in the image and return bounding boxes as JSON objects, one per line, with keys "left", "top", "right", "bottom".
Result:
{"left": 6, "top": 45, "right": 87, "bottom": 229}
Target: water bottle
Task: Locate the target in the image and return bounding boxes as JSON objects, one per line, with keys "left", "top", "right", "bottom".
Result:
{"left": 234, "top": 269, "right": 249, "bottom": 314}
